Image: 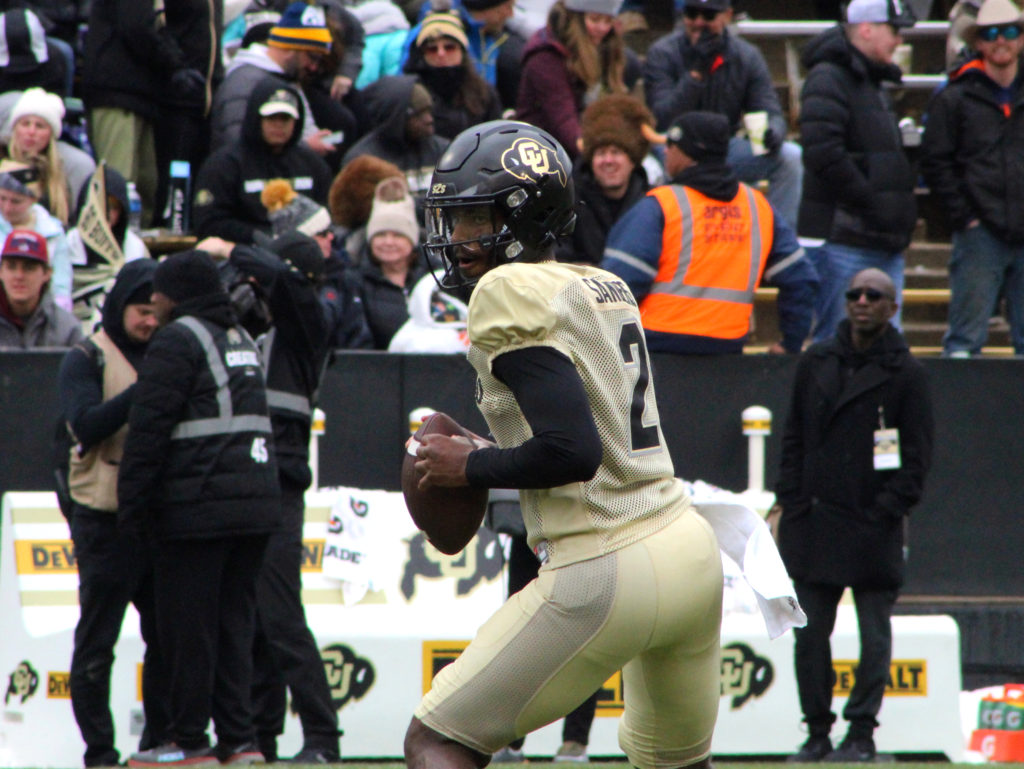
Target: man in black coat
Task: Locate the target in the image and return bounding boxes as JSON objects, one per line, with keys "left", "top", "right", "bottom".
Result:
{"left": 118, "top": 250, "right": 281, "bottom": 767}
{"left": 775, "top": 267, "right": 933, "bottom": 762}
{"left": 797, "top": 0, "right": 918, "bottom": 344}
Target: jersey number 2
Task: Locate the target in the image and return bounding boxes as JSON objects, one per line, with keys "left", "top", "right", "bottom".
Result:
{"left": 618, "top": 321, "right": 659, "bottom": 452}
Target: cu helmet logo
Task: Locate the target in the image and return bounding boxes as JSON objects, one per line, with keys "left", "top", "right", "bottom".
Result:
{"left": 501, "top": 138, "right": 566, "bottom": 187}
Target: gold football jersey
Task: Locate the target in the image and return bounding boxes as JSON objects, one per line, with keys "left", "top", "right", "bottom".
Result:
{"left": 468, "top": 261, "right": 688, "bottom": 568}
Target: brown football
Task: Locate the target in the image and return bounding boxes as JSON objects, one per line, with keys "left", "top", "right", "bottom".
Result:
{"left": 401, "top": 412, "right": 489, "bottom": 554}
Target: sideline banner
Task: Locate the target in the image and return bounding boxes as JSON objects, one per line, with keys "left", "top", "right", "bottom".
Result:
{"left": 0, "top": 491, "right": 964, "bottom": 765}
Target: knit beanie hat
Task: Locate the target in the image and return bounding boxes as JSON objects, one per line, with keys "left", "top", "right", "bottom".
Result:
{"left": 267, "top": 230, "right": 326, "bottom": 283}
{"left": 564, "top": 0, "right": 624, "bottom": 16}
{"left": 366, "top": 177, "right": 419, "bottom": 244}
{"left": 8, "top": 87, "right": 64, "bottom": 140}
{"left": 0, "top": 9, "right": 49, "bottom": 74}
{"left": 268, "top": 2, "right": 333, "bottom": 53}
{"left": 0, "top": 159, "right": 40, "bottom": 198}
{"left": 581, "top": 94, "right": 656, "bottom": 165}
{"left": 261, "top": 179, "right": 332, "bottom": 238}
{"left": 415, "top": 12, "right": 469, "bottom": 48}
{"left": 462, "top": 0, "right": 513, "bottom": 11}
{"left": 153, "top": 250, "right": 227, "bottom": 303}
{"left": 666, "top": 111, "right": 730, "bottom": 162}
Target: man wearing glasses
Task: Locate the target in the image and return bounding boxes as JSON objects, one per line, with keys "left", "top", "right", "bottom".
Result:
{"left": 643, "top": 0, "right": 805, "bottom": 229}
{"left": 775, "top": 268, "right": 933, "bottom": 762}
{"left": 922, "top": 0, "right": 1024, "bottom": 356}
{"left": 798, "top": 0, "right": 918, "bottom": 344}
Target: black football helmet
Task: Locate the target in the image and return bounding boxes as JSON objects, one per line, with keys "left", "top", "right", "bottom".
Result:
{"left": 423, "top": 120, "right": 576, "bottom": 290}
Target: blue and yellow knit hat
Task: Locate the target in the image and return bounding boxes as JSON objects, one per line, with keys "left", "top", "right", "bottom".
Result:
{"left": 268, "top": 2, "right": 333, "bottom": 54}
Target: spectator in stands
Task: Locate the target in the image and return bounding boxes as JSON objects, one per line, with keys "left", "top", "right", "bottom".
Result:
{"left": 328, "top": 154, "right": 404, "bottom": 264}
{"left": 602, "top": 111, "right": 817, "bottom": 354}
{"left": 67, "top": 163, "right": 152, "bottom": 326}
{"left": 798, "top": 0, "right": 918, "bottom": 343}
{"left": 0, "top": 160, "right": 72, "bottom": 311}
{"left": 1, "top": 88, "right": 96, "bottom": 223}
{"left": 402, "top": 12, "right": 502, "bottom": 140}
{"left": 921, "top": 0, "right": 1024, "bottom": 356}
{"left": 350, "top": 176, "right": 425, "bottom": 348}
{"left": 81, "top": 0, "right": 199, "bottom": 225}
{"left": 210, "top": 2, "right": 339, "bottom": 158}
{"left": 2, "top": 87, "right": 92, "bottom": 227}
{"left": 58, "top": 259, "right": 169, "bottom": 769}
{"left": 775, "top": 267, "right": 933, "bottom": 762}
{"left": 403, "top": 0, "right": 525, "bottom": 110}
{"left": 193, "top": 232, "right": 342, "bottom": 764}
{"left": 152, "top": 0, "right": 224, "bottom": 230}
{"left": 342, "top": 75, "right": 450, "bottom": 200}
{"left": 192, "top": 80, "right": 332, "bottom": 244}
{"left": 0, "top": 8, "right": 70, "bottom": 97}
{"left": 352, "top": 0, "right": 410, "bottom": 89}
{"left": 0, "top": 228, "right": 81, "bottom": 348}
{"left": 556, "top": 94, "right": 653, "bottom": 265}
{"left": 643, "top": 0, "right": 804, "bottom": 229}
{"left": 516, "top": 0, "right": 641, "bottom": 160}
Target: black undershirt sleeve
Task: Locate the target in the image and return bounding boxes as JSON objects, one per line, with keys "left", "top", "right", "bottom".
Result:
{"left": 464, "top": 345, "right": 602, "bottom": 489}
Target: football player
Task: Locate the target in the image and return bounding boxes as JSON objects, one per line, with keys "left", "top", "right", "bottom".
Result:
{"left": 405, "top": 120, "right": 725, "bottom": 769}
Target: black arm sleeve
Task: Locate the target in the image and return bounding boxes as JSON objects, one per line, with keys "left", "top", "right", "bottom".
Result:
{"left": 464, "top": 346, "right": 602, "bottom": 489}
{"left": 58, "top": 346, "right": 134, "bottom": 453}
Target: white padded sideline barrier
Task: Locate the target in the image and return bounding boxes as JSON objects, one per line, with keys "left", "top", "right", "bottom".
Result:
{"left": 0, "top": 490, "right": 964, "bottom": 765}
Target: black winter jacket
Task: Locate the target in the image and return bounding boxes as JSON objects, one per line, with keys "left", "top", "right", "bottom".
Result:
{"left": 350, "top": 256, "right": 427, "bottom": 349}
{"left": 341, "top": 75, "right": 450, "bottom": 199}
{"left": 81, "top": 0, "right": 201, "bottom": 119}
{"left": 555, "top": 162, "right": 648, "bottom": 265}
{"left": 118, "top": 292, "right": 281, "bottom": 540}
{"left": 192, "top": 77, "right": 332, "bottom": 243}
{"left": 797, "top": 26, "right": 917, "bottom": 251}
{"left": 643, "top": 28, "right": 787, "bottom": 139}
{"left": 230, "top": 243, "right": 329, "bottom": 491}
{"left": 775, "top": 321, "right": 933, "bottom": 589}
{"left": 921, "top": 58, "right": 1024, "bottom": 242}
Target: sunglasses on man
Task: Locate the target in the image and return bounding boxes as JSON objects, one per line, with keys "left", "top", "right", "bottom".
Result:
{"left": 844, "top": 287, "right": 893, "bottom": 303}
{"left": 423, "top": 40, "right": 462, "bottom": 55}
{"left": 978, "top": 24, "right": 1022, "bottom": 41}
{"left": 684, "top": 6, "right": 720, "bottom": 21}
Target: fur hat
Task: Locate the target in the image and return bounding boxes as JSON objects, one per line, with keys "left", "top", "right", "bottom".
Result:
{"left": 965, "top": 0, "right": 1024, "bottom": 43}
{"left": 580, "top": 94, "right": 656, "bottom": 165}
{"left": 153, "top": 250, "right": 227, "bottom": 303}
{"left": 329, "top": 155, "right": 404, "bottom": 227}
{"left": 268, "top": 2, "right": 333, "bottom": 53}
{"left": 8, "top": 87, "right": 63, "bottom": 140}
{"left": 416, "top": 11, "right": 469, "bottom": 48}
{"left": 261, "top": 179, "right": 332, "bottom": 238}
{"left": 366, "top": 177, "right": 419, "bottom": 245}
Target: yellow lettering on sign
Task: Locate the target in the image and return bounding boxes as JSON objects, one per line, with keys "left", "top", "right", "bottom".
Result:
{"left": 420, "top": 641, "right": 623, "bottom": 715}
{"left": 47, "top": 672, "right": 71, "bottom": 699}
{"left": 15, "top": 540, "right": 77, "bottom": 574}
{"left": 833, "top": 660, "right": 927, "bottom": 696}
{"left": 301, "top": 539, "right": 325, "bottom": 571}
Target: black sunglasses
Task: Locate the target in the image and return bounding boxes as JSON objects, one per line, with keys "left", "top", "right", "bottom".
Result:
{"left": 979, "top": 24, "right": 1022, "bottom": 41}
{"left": 844, "top": 287, "right": 892, "bottom": 302}
{"left": 684, "top": 6, "right": 720, "bottom": 20}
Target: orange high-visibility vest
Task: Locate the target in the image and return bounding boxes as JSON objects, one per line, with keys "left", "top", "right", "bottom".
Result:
{"left": 641, "top": 183, "right": 774, "bottom": 340}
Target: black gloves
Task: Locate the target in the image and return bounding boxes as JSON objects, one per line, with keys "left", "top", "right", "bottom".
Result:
{"left": 170, "top": 67, "right": 207, "bottom": 103}
{"left": 763, "top": 127, "right": 782, "bottom": 154}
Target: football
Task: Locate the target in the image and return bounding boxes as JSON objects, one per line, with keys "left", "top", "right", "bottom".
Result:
{"left": 401, "top": 412, "right": 489, "bottom": 555}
